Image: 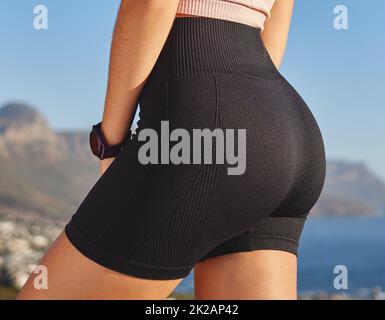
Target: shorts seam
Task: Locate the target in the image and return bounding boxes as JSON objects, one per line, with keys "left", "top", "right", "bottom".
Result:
{"left": 168, "top": 71, "right": 286, "bottom": 83}
{"left": 190, "top": 77, "right": 221, "bottom": 261}
{"left": 127, "top": 165, "right": 206, "bottom": 261}
{"left": 248, "top": 234, "right": 300, "bottom": 245}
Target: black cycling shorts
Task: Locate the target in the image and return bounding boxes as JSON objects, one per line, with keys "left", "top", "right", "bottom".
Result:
{"left": 65, "top": 18, "right": 326, "bottom": 280}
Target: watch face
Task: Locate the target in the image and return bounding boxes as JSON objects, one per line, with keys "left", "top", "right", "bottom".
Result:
{"left": 89, "top": 122, "right": 123, "bottom": 159}
{"left": 90, "top": 130, "right": 101, "bottom": 158}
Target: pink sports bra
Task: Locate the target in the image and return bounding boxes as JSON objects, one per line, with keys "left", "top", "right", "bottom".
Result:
{"left": 176, "top": 0, "right": 276, "bottom": 30}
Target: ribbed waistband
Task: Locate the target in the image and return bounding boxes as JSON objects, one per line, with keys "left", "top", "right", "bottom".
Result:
{"left": 154, "top": 17, "right": 279, "bottom": 80}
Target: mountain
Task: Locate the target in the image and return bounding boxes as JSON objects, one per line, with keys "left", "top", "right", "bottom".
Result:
{"left": 323, "top": 161, "right": 385, "bottom": 209}
{"left": 0, "top": 103, "right": 98, "bottom": 222}
{"left": 0, "top": 102, "right": 384, "bottom": 222}
{"left": 312, "top": 161, "right": 385, "bottom": 217}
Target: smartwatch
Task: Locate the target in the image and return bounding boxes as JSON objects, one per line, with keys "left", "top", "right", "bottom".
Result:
{"left": 89, "top": 122, "right": 131, "bottom": 160}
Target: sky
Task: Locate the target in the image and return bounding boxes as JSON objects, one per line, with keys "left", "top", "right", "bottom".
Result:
{"left": 1, "top": 1, "right": 385, "bottom": 178}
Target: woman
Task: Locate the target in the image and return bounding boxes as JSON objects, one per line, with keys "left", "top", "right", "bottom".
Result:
{"left": 18, "top": 0, "right": 326, "bottom": 300}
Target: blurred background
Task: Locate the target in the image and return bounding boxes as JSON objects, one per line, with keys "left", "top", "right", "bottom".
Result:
{"left": 0, "top": 0, "right": 384, "bottom": 299}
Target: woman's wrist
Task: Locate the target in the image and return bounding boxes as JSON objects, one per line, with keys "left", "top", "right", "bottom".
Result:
{"left": 100, "top": 119, "right": 129, "bottom": 146}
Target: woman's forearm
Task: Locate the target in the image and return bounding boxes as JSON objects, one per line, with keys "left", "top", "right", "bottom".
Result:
{"left": 101, "top": 0, "right": 180, "bottom": 145}
{"left": 260, "top": 0, "right": 294, "bottom": 69}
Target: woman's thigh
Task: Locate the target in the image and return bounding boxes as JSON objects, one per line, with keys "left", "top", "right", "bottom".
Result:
{"left": 194, "top": 250, "right": 297, "bottom": 300}
{"left": 16, "top": 232, "right": 182, "bottom": 300}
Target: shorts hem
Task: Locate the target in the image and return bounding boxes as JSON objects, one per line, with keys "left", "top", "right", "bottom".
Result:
{"left": 64, "top": 218, "right": 193, "bottom": 280}
{"left": 198, "top": 234, "right": 301, "bottom": 263}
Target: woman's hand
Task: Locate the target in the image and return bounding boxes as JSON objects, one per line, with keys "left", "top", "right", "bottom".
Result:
{"left": 260, "top": 0, "right": 294, "bottom": 69}
{"left": 99, "top": 157, "right": 116, "bottom": 175}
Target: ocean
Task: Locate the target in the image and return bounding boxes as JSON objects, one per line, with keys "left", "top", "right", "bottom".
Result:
{"left": 174, "top": 216, "right": 385, "bottom": 297}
